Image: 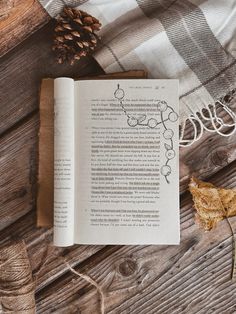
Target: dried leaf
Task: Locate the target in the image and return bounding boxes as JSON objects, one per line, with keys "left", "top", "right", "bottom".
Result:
{"left": 189, "top": 177, "right": 236, "bottom": 280}
{"left": 189, "top": 177, "right": 236, "bottom": 231}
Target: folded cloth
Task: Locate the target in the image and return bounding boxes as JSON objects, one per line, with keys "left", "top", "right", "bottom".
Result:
{"left": 39, "top": 0, "right": 236, "bottom": 145}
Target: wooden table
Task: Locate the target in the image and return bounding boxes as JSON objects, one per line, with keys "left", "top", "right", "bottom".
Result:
{"left": 1, "top": 2, "right": 236, "bottom": 313}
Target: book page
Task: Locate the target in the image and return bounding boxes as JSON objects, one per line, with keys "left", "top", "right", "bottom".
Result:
{"left": 75, "top": 79, "right": 179, "bottom": 245}
{"left": 54, "top": 78, "right": 75, "bottom": 246}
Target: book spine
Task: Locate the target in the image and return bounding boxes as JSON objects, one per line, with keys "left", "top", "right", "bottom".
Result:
{"left": 54, "top": 78, "right": 75, "bottom": 246}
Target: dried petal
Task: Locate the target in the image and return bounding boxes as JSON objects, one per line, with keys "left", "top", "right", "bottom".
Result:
{"left": 91, "top": 38, "right": 97, "bottom": 45}
{"left": 71, "top": 31, "right": 81, "bottom": 38}
{"left": 55, "top": 36, "right": 64, "bottom": 43}
{"left": 76, "top": 41, "right": 83, "bottom": 48}
{"left": 92, "top": 16, "right": 100, "bottom": 23}
{"left": 63, "top": 23, "right": 73, "bottom": 30}
{"left": 79, "top": 51, "right": 87, "bottom": 57}
{"left": 73, "top": 8, "right": 81, "bottom": 18}
{"left": 57, "top": 17, "right": 67, "bottom": 23}
{"left": 55, "top": 25, "right": 64, "bottom": 32}
{"left": 64, "top": 34, "right": 73, "bottom": 40}
{"left": 83, "top": 26, "right": 93, "bottom": 33}
{"left": 91, "top": 23, "right": 101, "bottom": 31}
{"left": 82, "top": 41, "right": 89, "bottom": 47}
{"left": 74, "top": 18, "right": 83, "bottom": 25}
{"left": 63, "top": 7, "right": 75, "bottom": 19}
{"left": 74, "top": 54, "right": 81, "bottom": 60}
{"left": 57, "top": 56, "right": 64, "bottom": 64}
{"left": 83, "top": 16, "right": 93, "bottom": 25}
{"left": 70, "top": 58, "right": 75, "bottom": 65}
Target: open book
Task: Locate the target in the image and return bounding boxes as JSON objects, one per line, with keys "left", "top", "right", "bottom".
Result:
{"left": 54, "top": 78, "right": 179, "bottom": 246}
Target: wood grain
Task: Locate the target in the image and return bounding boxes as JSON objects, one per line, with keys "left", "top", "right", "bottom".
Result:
{"left": 0, "top": 21, "right": 103, "bottom": 135}
{"left": 0, "top": 97, "right": 235, "bottom": 313}
{"left": 0, "top": 113, "right": 38, "bottom": 231}
{"left": 34, "top": 160, "right": 236, "bottom": 314}
{"left": 0, "top": 0, "right": 50, "bottom": 57}
{"left": 1, "top": 9, "right": 236, "bottom": 314}
{"left": 2, "top": 145, "right": 234, "bottom": 313}
{"left": 0, "top": 110, "right": 106, "bottom": 290}
{"left": 0, "top": 82, "right": 235, "bottom": 312}
{"left": 0, "top": 210, "right": 105, "bottom": 293}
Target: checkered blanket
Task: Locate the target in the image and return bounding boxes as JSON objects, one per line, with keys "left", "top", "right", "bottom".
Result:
{"left": 39, "top": 0, "right": 236, "bottom": 145}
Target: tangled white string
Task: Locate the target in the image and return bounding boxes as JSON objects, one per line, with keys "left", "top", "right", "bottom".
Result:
{"left": 180, "top": 101, "right": 236, "bottom": 147}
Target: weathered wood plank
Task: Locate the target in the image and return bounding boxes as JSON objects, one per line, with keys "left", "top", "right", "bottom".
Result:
{"left": 0, "top": 210, "right": 104, "bottom": 293}
{"left": 180, "top": 130, "right": 236, "bottom": 193}
{"left": 0, "top": 21, "right": 103, "bottom": 135}
{"left": 1, "top": 15, "right": 236, "bottom": 313}
{"left": 0, "top": 93, "right": 235, "bottom": 311}
{"left": 0, "top": 109, "right": 234, "bottom": 291}
{"left": 0, "top": 109, "right": 105, "bottom": 291}
{"left": 35, "top": 232, "right": 236, "bottom": 314}
{"left": 0, "top": 0, "right": 50, "bottom": 57}
{"left": 34, "top": 160, "right": 236, "bottom": 313}
{"left": 0, "top": 114, "right": 235, "bottom": 313}
{"left": 0, "top": 113, "right": 38, "bottom": 230}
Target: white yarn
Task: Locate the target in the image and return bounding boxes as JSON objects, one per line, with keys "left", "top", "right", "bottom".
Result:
{"left": 180, "top": 102, "right": 236, "bottom": 147}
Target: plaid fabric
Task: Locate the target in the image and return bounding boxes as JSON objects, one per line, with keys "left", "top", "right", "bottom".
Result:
{"left": 39, "top": 0, "right": 236, "bottom": 145}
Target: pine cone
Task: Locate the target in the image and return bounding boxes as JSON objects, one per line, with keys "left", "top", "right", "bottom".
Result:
{"left": 52, "top": 6, "right": 101, "bottom": 65}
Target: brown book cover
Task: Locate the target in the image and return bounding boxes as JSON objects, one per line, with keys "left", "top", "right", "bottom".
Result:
{"left": 37, "top": 70, "right": 147, "bottom": 227}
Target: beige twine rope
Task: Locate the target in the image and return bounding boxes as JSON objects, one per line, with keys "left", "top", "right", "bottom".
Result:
{"left": 0, "top": 241, "right": 104, "bottom": 313}
{"left": 65, "top": 262, "right": 105, "bottom": 314}
{"left": 0, "top": 241, "right": 36, "bottom": 314}
{"left": 34, "top": 245, "right": 105, "bottom": 314}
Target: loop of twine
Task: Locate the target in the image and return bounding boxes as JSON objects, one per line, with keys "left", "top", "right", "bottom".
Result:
{"left": 0, "top": 242, "right": 105, "bottom": 313}
{"left": 34, "top": 245, "right": 105, "bottom": 314}
{"left": 65, "top": 262, "right": 105, "bottom": 314}
{"left": 180, "top": 99, "right": 236, "bottom": 147}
